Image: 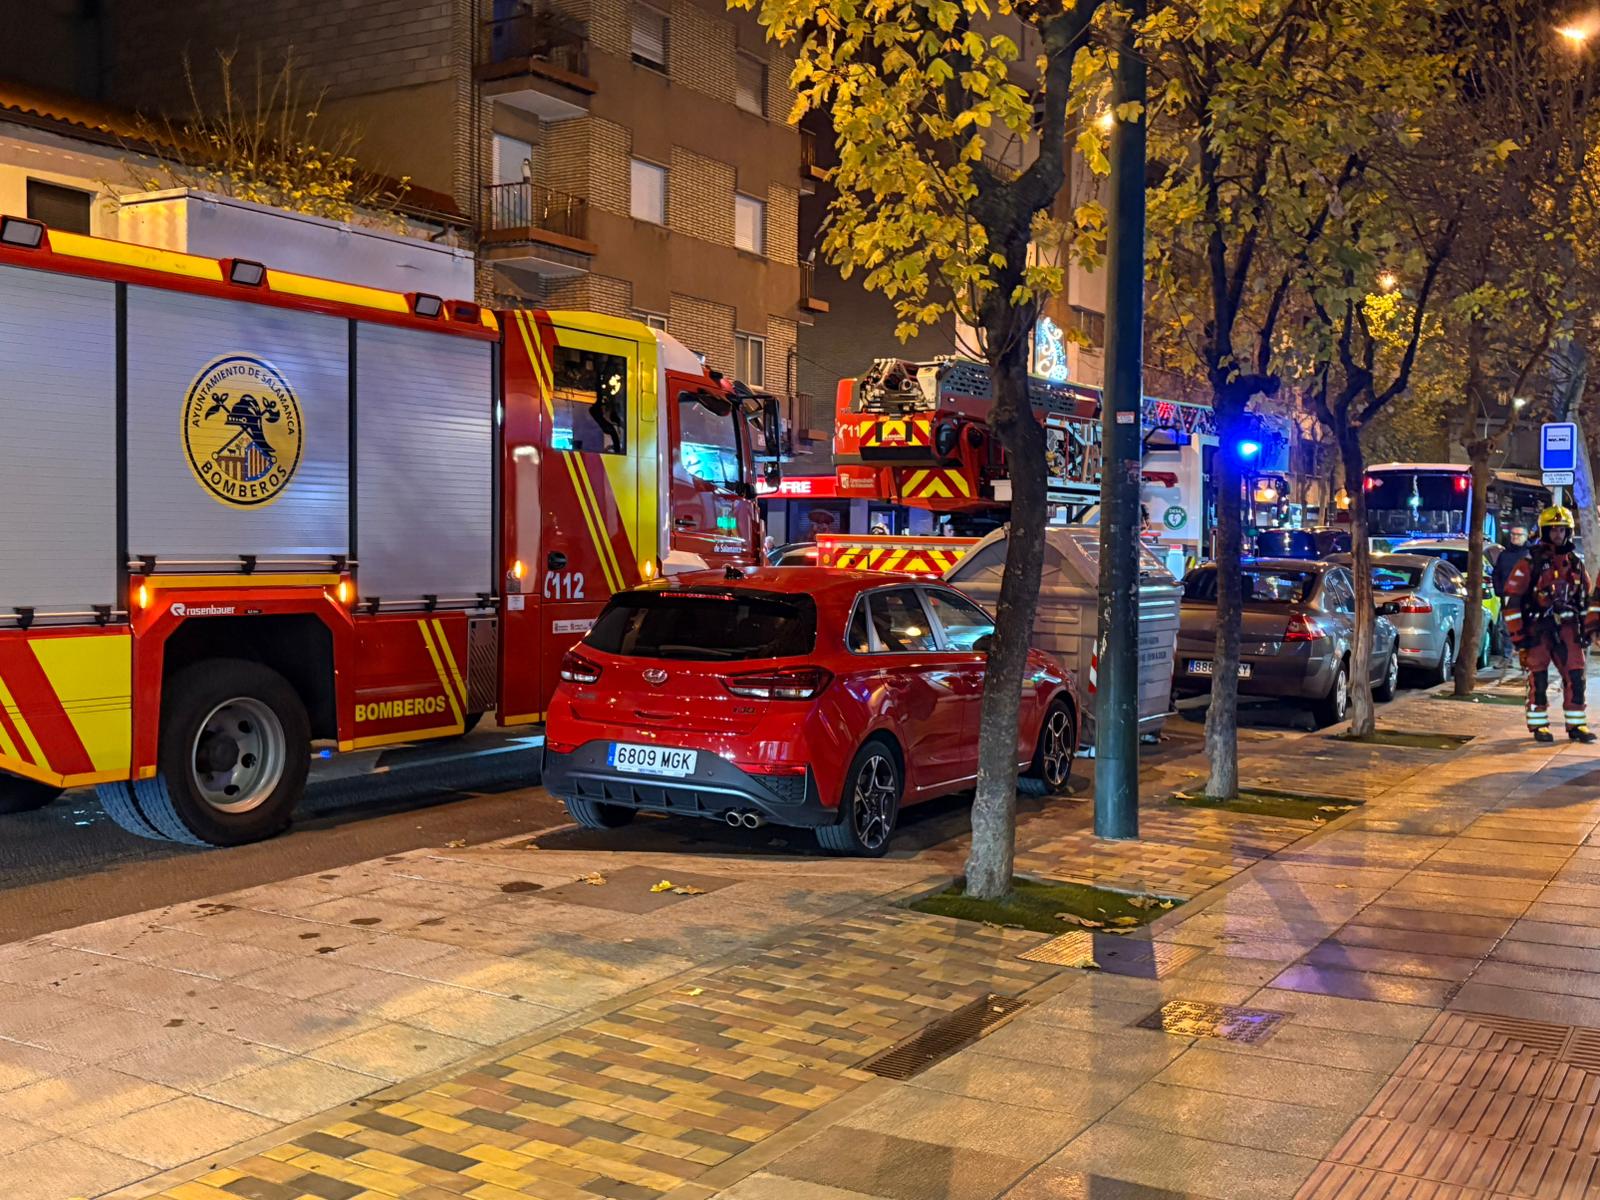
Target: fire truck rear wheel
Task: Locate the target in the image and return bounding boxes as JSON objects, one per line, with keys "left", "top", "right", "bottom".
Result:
{"left": 0, "top": 776, "right": 63, "bottom": 815}
{"left": 139, "top": 661, "right": 309, "bottom": 847}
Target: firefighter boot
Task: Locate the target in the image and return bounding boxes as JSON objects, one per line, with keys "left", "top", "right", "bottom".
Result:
{"left": 1534, "top": 728, "right": 1556, "bottom": 744}
{"left": 1569, "top": 724, "right": 1598, "bottom": 744}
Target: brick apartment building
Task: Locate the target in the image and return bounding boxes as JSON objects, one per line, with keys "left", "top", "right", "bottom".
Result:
{"left": 15, "top": 0, "right": 807, "bottom": 401}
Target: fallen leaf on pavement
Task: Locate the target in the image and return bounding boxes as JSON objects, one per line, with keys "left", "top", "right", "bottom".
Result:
{"left": 444, "top": 839, "right": 466, "bottom": 848}
{"left": 1127, "top": 896, "right": 1153, "bottom": 909}
{"left": 578, "top": 872, "right": 607, "bottom": 886}
{"left": 672, "top": 884, "right": 707, "bottom": 895}
{"left": 650, "top": 880, "right": 676, "bottom": 893}
{"left": 684, "top": 986, "right": 704, "bottom": 997}
{"left": 1334, "top": 882, "right": 1352, "bottom": 890}
{"left": 1158, "top": 900, "right": 1175, "bottom": 909}
{"left": 1112, "top": 916, "right": 1140, "bottom": 926}
{"left": 1317, "top": 805, "right": 1345, "bottom": 812}
{"left": 1056, "top": 912, "right": 1086, "bottom": 925}
{"left": 1069, "top": 957, "right": 1101, "bottom": 969}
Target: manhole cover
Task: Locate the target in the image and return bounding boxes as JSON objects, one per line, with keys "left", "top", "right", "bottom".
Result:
{"left": 1136, "top": 999, "right": 1286, "bottom": 1043}
{"left": 858, "top": 994, "right": 1028, "bottom": 1080}
{"left": 1020, "top": 932, "right": 1204, "bottom": 978}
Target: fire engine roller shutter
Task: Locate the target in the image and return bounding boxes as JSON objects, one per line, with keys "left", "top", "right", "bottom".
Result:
{"left": 125, "top": 287, "right": 350, "bottom": 560}
{"left": 0, "top": 264, "right": 117, "bottom": 613}
{"left": 355, "top": 323, "right": 493, "bottom": 602}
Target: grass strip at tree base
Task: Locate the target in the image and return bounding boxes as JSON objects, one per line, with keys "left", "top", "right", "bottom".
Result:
{"left": 1171, "top": 787, "right": 1362, "bottom": 821}
{"left": 1334, "top": 729, "right": 1474, "bottom": 749}
{"left": 910, "top": 877, "right": 1179, "bottom": 935}
{"left": 1433, "top": 691, "right": 1524, "bottom": 706}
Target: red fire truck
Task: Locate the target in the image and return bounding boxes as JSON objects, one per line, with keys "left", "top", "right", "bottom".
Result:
{"left": 0, "top": 215, "right": 774, "bottom": 845}
{"left": 833, "top": 355, "right": 1208, "bottom": 530}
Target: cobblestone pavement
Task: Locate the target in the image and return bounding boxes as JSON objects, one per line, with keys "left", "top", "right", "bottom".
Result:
{"left": 6, "top": 675, "right": 1598, "bottom": 1199}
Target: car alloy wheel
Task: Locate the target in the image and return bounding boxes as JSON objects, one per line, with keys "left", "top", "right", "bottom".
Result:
{"left": 1040, "top": 707, "right": 1073, "bottom": 789}
{"left": 1384, "top": 650, "right": 1398, "bottom": 695}
{"left": 851, "top": 753, "right": 898, "bottom": 853}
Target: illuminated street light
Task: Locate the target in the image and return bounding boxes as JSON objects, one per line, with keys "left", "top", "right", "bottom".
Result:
{"left": 1514, "top": 396, "right": 1528, "bottom": 409}
{"left": 1558, "top": 16, "right": 1598, "bottom": 46}
{"left": 1377, "top": 270, "right": 1399, "bottom": 292}
{"left": 1096, "top": 109, "right": 1116, "bottom": 132}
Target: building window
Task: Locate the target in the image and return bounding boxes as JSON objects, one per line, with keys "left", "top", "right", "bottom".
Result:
{"left": 735, "top": 332, "right": 766, "bottom": 387}
{"left": 632, "top": 2, "right": 669, "bottom": 70}
{"left": 1070, "top": 305, "right": 1106, "bottom": 348}
{"left": 632, "top": 310, "right": 667, "bottom": 330}
{"left": 550, "top": 346, "right": 628, "bottom": 454}
{"left": 26, "top": 180, "right": 92, "bottom": 235}
{"left": 735, "top": 52, "right": 767, "bottom": 116}
{"left": 630, "top": 158, "right": 667, "bottom": 224}
{"left": 735, "top": 193, "right": 765, "bottom": 255}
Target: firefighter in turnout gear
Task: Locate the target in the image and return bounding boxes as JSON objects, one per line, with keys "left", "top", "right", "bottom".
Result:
{"left": 1503, "top": 506, "right": 1600, "bottom": 743}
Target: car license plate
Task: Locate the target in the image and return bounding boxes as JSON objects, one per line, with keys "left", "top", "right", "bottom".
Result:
{"left": 1188, "top": 659, "right": 1252, "bottom": 678}
{"left": 608, "top": 743, "right": 698, "bottom": 777}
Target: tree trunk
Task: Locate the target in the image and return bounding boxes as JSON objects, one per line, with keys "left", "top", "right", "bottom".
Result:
{"left": 1340, "top": 430, "right": 1375, "bottom": 737}
{"left": 1204, "top": 397, "right": 1244, "bottom": 798}
{"left": 1455, "top": 446, "right": 1492, "bottom": 696}
{"left": 965, "top": 336, "right": 1048, "bottom": 900}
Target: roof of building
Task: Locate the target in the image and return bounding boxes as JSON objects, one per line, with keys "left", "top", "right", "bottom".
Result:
{"left": 0, "top": 78, "right": 465, "bottom": 225}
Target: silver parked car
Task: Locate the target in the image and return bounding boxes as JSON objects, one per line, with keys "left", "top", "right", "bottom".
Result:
{"left": 1330, "top": 553, "right": 1468, "bottom": 684}
{"left": 1174, "top": 559, "right": 1399, "bottom": 726}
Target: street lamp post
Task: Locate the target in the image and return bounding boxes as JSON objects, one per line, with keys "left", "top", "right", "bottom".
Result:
{"left": 1094, "top": 0, "right": 1146, "bottom": 841}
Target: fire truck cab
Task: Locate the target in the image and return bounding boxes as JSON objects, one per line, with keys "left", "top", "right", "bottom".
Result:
{"left": 0, "top": 215, "right": 774, "bottom": 844}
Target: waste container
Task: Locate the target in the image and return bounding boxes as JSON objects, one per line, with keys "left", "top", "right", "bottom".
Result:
{"left": 945, "top": 525, "right": 1183, "bottom": 745}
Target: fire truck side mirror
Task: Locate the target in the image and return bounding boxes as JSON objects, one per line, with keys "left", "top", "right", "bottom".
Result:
{"left": 761, "top": 395, "right": 782, "bottom": 460}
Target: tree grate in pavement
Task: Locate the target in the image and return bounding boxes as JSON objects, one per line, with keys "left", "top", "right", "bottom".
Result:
{"left": 1019, "top": 932, "right": 1205, "bottom": 978}
{"left": 857, "top": 993, "right": 1029, "bottom": 1080}
{"left": 1134, "top": 999, "right": 1286, "bottom": 1044}
{"left": 1296, "top": 1010, "right": 1600, "bottom": 1198}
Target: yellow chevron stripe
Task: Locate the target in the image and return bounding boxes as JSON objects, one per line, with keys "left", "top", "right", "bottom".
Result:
{"left": 28, "top": 634, "right": 131, "bottom": 773}
{"left": 565, "top": 456, "right": 624, "bottom": 594}
{"left": 431, "top": 619, "right": 469, "bottom": 714}
{"left": 570, "top": 455, "right": 628, "bottom": 594}
{"left": 417, "top": 621, "right": 465, "bottom": 729}
{"left": 948, "top": 470, "right": 972, "bottom": 497}
{"left": 904, "top": 469, "right": 929, "bottom": 495}
{"left": 0, "top": 672, "right": 48, "bottom": 770}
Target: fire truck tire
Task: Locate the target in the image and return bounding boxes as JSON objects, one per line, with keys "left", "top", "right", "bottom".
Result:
{"left": 0, "top": 777, "right": 62, "bottom": 815}
{"left": 96, "top": 781, "right": 166, "bottom": 839}
{"left": 134, "top": 661, "right": 311, "bottom": 847}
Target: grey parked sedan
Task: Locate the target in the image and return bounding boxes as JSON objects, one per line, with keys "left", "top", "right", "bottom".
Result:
{"left": 1174, "top": 558, "right": 1400, "bottom": 726}
{"left": 1328, "top": 553, "right": 1467, "bottom": 684}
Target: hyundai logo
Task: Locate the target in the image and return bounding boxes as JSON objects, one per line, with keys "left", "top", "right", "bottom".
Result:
{"left": 643, "top": 668, "right": 669, "bottom": 686}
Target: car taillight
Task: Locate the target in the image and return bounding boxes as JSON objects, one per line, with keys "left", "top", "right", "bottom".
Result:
{"left": 1284, "top": 613, "right": 1327, "bottom": 641}
{"left": 724, "top": 666, "right": 832, "bottom": 700}
{"left": 559, "top": 649, "right": 602, "bottom": 684}
{"left": 1393, "top": 595, "right": 1433, "bottom": 613}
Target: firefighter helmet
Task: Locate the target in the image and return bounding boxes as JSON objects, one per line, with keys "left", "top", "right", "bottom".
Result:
{"left": 1539, "top": 505, "right": 1576, "bottom": 530}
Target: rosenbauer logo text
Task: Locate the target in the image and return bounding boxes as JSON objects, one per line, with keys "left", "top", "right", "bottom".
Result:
{"left": 182, "top": 355, "right": 304, "bottom": 508}
{"left": 355, "top": 696, "right": 451, "bottom": 722}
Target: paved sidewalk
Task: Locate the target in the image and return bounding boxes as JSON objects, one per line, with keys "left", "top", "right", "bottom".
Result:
{"left": 3, "top": 676, "right": 1596, "bottom": 1199}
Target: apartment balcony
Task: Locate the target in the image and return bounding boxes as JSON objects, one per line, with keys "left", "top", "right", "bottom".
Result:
{"left": 799, "top": 128, "right": 828, "bottom": 194}
{"left": 800, "top": 260, "right": 829, "bottom": 317}
{"left": 477, "top": 2, "right": 596, "bottom": 121}
{"left": 481, "top": 181, "right": 595, "bottom": 280}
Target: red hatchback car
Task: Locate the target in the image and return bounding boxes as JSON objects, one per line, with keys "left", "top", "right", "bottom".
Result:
{"left": 542, "top": 568, "right": 1079, "bottom": 855}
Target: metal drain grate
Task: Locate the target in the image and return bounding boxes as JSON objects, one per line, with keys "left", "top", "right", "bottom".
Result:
{"left": 1136, "top": 999, "right": 1286, "bottom": 1044}
{"left": 858, "top": 994, "right": 1028, "bottom": 1080}
{"left": 1020, "top": 932, "right": 1204, "bottom": 978}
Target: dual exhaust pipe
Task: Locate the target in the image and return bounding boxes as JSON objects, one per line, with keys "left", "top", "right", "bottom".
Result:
{"left": 724, "top": 809, "right": 765, "bottom": 829}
